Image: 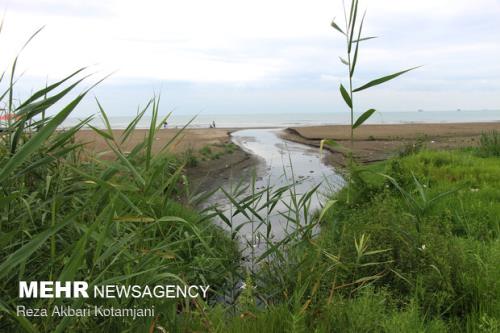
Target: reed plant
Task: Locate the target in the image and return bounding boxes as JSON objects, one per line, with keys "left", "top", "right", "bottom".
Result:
{"left": 0, "top": 36, "right": 240, "bottom": 331}
{"left": 325, "top": 0, "right": 417, "bottom": 202}
{"left": 2, "top": 16, "right": 499, "bottom": 332}
{"left": 478, "top": 130, "right": 500, "bottom": 157}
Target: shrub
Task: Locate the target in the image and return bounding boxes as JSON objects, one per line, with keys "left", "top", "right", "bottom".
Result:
{"left": 314, "top": 150, "right": 500, "bottom": 329}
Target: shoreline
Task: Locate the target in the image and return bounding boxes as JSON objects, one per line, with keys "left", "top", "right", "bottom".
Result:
{"left": 75, "top": 128, "right": 261, "bottom": 190}
{"left": 75, "top": 122, "right": 500, "bottom": 184}
{"left": 281, "top": 122, "right": 500, "bottom": 166}
{"left": 286, "top": 122, "right": 500, "bottom": 140}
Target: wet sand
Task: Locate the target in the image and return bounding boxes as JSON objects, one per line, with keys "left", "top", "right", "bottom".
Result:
{"left": 281, "top": 122, "right": 500, "bottom": 166}
{"left": 75, "top": 122, "right": 500, "bottom": 180}
{"left": 76, "top": 128, "right": 235, "bottom": 154}
{"left": 75, "top": 128, "right": 259, "bottom": 189}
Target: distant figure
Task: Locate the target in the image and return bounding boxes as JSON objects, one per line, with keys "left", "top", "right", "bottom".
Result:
{"left": 163, "top": 121, "right": 168, "bottom": 129}
{"left": 212, "top": 120, "right": 216, "bottom": 128}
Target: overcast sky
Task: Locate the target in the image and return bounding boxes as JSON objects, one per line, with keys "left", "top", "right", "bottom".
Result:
{"left": 1, "top": 0, "right": 500, "bottom": 116}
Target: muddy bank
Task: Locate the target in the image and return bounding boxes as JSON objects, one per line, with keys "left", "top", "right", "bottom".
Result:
{"left": 281, "top": 122, "right": 500, "bottom": 166}
{"left": 75, "top": 127, "right": 260, "bottom": 190}
{"left": 75, "top": 128, "right": 238, "bottom": 155}
{"left": 186, "top": 147, "right": 259, "bottom": 192}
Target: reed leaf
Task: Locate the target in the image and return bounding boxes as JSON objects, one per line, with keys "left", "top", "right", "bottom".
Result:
{"left": 0, "top": 210, "right": 78, "bottom": 279}
{"left": 351, "top": 36, "right": 377, "bottom": 43}
{"left": 353, "top": 109, "right": 376, "bottom": 129}
{"left": 340, "top": 83, "right": 352, "bottom": 108}
{"left": 350, "top": 11, "right": 366, "bottom": 78}
{"left": 331, "top": 19, "right": 346, "bottom": 35}
{"left": 16, "top": 67, "right": 86, "bottom": 109}
{"left": 353, "top": 67, "right": 419, "bottom": 92}
{"left": 347, "top": 0, "right": 359, "bottom": 54}
{"left": 0, "top": 93, "right": 86, "bottom": 183}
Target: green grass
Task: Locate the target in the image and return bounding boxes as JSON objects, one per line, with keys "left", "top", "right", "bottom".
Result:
{"left": 182, "top": 147, "right": 199, "bottom": 167}
{"left": 198, "top": 143, "right": 237, "bottom": 161}
{"left": 3, "top": 81, "right": 498, "bottom": 331}
{"left": 176, "top": 150, "right": 500, "bottom": 332}
{"left": 308, "top": 150, "right": 500, "bottom": 331}
{"left": 200, "top": 145, "right": 213, "bottom": 157}
{"left": 0, "top": 70, "right": 240, "bottom": 331}
{"left": 2, "top": 28, "right": 499, "bottom": 332}
{"left": 477, "top": 130, "right": 500, "bottom": 157}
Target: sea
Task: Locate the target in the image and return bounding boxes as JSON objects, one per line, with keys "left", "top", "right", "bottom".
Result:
{"left": 62, "top": 110, "right": 500, "bottom": 129}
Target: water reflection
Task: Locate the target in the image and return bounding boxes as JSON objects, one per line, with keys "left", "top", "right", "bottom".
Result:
{"left": 207, "top": 129, "right": 344, "bottom": 258}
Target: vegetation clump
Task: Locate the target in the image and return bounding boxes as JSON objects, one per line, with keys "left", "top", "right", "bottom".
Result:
{"left": 0, "top": 66, "right": 239, "bottom": 331}
{"left": 478, "top": 130, "right": 500, "bottom": 157}
{"left": 177, "top": 149, "right": 500, "bottom": 332}
{"left": 1, "top": 3, "right": 499, "bottom": 331}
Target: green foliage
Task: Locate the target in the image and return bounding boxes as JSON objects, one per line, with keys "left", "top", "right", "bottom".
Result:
{"left": 224, "top": 142, "right": 237, "bottom": 154}
{"left": 197, "top": 143, "right": 237, "bottom": 161}
{"left": 331, "top": 0, "right": 416, "bottom": 142}
{"left": 398, "top": 135, "right": 428, "bottom": 157}
{"left": 194, "top": 149, "right": 497, "bottom": 332}
{"left": 176, "top": 288, "right": 449, "bottom": 333}
{"left": 199, "top": 145, "right": 213, "bottom": 156}
{"left": 0, "top": 58, "right": 238, "bottom": 331}
{"left": 2, "top": 21, "right": 498, "bottom": 333}
{"left": 237, "top": 272, "right": 257, "bottom": 312}
{"left": 477, "top": 130, "right": 500, "bottom": 157}
{"left": 329, "top": 0, "right": 417, "bottom": 205}
{"left": 316, "top": 150, "right": 500, "bottom": 330}
{"left": 182, "top": 147, "right": 199, "bottom": 167}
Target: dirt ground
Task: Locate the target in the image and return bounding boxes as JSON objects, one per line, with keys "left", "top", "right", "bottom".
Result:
{"left": 74, "top": 122, "right": 500, "bottom": 185}
{"left": 76, "top": 128, "right": 235, "bottom": 154}
{"left": 281, "top": 122, "right": 500, "bottom": 166}
{"left": 74, "top": 128, "right": 259, "bottom": 190}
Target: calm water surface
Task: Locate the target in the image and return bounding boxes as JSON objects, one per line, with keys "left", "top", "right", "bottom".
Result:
{"left": 63, "top": 110, "right": 500, "bottom": 129}
{"left": 207, "top": 129, "right": 344, "bottom": 256}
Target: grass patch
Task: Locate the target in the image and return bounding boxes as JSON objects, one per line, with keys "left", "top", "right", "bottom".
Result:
{"left": 198, "top": 142, "right": 238, "bottom": 161}
{"left": 477, "top": 130, "right": 500, "bottom": 157}
{"left": 314, "top": 150, "right": 500, "bottom": 330}
{"left": 2, "top": 26, "right": 499, "bottom": 332}
{"left": 170, "top": 149, "right": 499, "bottom": 332}
{"left": 0, "top": 72, "right": 239, "bottom": 331}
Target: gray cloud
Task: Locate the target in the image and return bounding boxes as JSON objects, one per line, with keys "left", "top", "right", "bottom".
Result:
{"left": 3, "top": 0, "right": 500, "bottom": 115}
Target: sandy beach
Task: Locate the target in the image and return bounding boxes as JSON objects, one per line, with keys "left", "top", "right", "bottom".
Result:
{"left": 76, "top": 128, "right": 234, "bottom": 154}
{"left": 75, "top": 122, "right": 500, "bottom": 172}
{"left": 286, "top": 122, "right": 500, "bottom": 140}
{"left": 282, "top": 122, "right": 500, "bottom": 166}
{"left": 75, "top": 128, "right": 258, "bottom": 189}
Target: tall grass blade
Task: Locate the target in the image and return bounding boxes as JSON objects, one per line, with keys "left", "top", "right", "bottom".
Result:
{"left": 0, "top": 211, "right": 78, "bottom": 279}
{"left": 340, "top": 83, "right": 352, "bottom": 108}
{"left": 353, "top": 67, "right": 419, "bottom": 92}
{"left": 353, "top": 109, "right": 376, "bottom": 129}
{"left": 331, "top": 19, "right": 346, "bottom": 35}
{"left": 350, "top": 12, "right": 366, "bottom": 78}
{"left": 0, "top": 93, "right": 87, "bottom": 182}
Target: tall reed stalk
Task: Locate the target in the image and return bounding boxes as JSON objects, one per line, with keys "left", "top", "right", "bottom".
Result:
{"left": 327, "top": 0, "right": 417, "bottom": 202}
{"left": 0, "top": 29, "right": 240, "bottom": 332}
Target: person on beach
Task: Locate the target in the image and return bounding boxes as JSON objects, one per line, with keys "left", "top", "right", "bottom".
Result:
{"left": 212, "top": 120, "right": 216, "bottom": 128}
